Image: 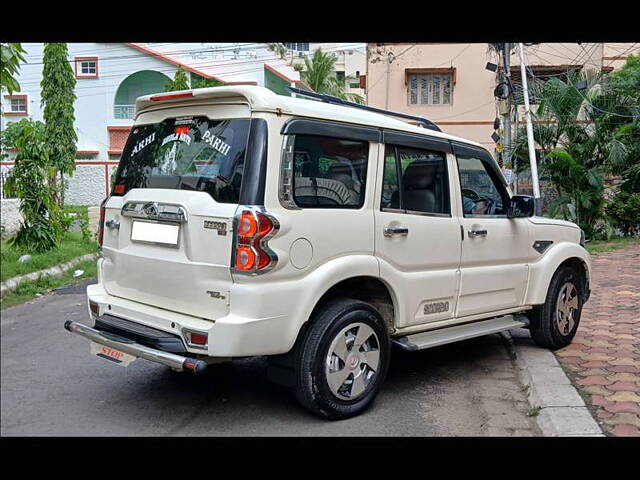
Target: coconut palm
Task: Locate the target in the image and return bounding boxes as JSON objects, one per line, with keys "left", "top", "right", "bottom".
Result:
{"left": 301, "top": 49, "right": 364, "bottom": 104}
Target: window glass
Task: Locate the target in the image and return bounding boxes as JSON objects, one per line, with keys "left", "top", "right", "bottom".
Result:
{"left": 10, "top": 98, "right": 26, "bottom": 112}
{"left": 382, "top": 145, "right": 449, "bottom": 215}
{"left": 443, "top": 75, "right": 452, "bottom": 104}
{"left": 458, "top": 155, "right": 509, "bottom": 216}
{"left": 80, "top": 61, "right": 97, "bottom": 75}
{"left": 290, "top": 135, "right": 368, "bottom": 208}
{"left": 420, "top": 76, "right": 429, "bottom": 104}
{"left": 409, "top": 76, "right": 418, "bottom": 104}
{"left": 408, "top": 73, "right": 453, "bottom": 105}
{"left": 114, "top": 116, "right": 250, "bottom": 203}
{"left": 381, "top": 147, "right": 399, "bottom": 209}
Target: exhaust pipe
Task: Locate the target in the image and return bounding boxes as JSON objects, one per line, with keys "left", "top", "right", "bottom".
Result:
{"left": 64, "top": 320, "right": 207, "bottom": 374}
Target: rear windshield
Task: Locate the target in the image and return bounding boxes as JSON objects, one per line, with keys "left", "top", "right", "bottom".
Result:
{"left": 113, "top": 116, "right": 250, "bottom": 203}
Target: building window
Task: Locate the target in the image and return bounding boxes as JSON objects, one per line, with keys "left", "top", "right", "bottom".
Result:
{"left": 407, "top": 73, "right": 453, "bottom": 105}
{"left": 75, "top": 57, "right": 99, "bottom": 78}
{"left": 284, "top": 43, "right": 310, "bottom": 52}
{"left": 4, "top": 94, "right": 28, "bottom": 116}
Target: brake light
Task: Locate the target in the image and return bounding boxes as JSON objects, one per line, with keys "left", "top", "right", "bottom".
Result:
{"left": 232, "top": 208, "right": 279, "bottom": 274}
{"left": 149, "top": 92, "right": 194, "bottom": 101}
{"left": 98, "top": 198, "right": 107, "bottom": 247}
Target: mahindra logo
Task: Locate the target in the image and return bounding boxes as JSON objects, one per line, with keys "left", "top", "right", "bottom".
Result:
{"left": 142, "top": 202, "right": 159, "bottom": 218}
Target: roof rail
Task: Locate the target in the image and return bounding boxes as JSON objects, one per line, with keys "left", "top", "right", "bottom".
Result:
{"left": 287, "top": 87, "right": 442, "bottom": 132}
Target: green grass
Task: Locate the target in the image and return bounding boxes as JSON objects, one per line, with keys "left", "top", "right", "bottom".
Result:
{"left": 527, "top": 406, "right": 542, "bottom": 417}
{"left": 0, "top": 259, "right": 97, "bottom": 310}
{"left": 1, "top": 230, "right": 98, "bottom": 282}
{"left": 585, "top": 236, "right": 640, "bottom": 255}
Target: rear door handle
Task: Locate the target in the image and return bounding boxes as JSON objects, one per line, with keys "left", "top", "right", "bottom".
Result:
{"left": 384, "top": 226, "right": 409, "bottom": 237}
{"left": 468, "top": 229, "right": 488, "bottom": 238}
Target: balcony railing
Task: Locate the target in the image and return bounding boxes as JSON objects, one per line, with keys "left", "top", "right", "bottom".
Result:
{"left": 114, "top": 104, "right": 136, "bottom": 120}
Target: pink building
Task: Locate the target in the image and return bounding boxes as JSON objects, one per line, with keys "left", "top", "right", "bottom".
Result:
{"left": 366, "top": 43, "right": 639, "bottom": 157}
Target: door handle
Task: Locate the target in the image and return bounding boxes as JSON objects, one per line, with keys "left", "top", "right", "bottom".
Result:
{"left": 468, "top": 228, "right": 487, "bottom": 238}
{"left": 383, "top": 225, "right": 409, "bottom": 237}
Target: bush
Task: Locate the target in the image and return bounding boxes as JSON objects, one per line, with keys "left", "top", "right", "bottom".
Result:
{"left": 2, "top": 119, "right": 65, "bottom": 252}
{"left": 606, "top": 191, "right": 640, "bottom": 236}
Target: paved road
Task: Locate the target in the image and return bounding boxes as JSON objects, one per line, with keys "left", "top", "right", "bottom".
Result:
{"left": 1, "top": 280, "right": 539, "bottom": 436}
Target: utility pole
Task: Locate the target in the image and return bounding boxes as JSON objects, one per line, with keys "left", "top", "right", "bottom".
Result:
{"left": 517, "top": 42, "right": 542, "bottom": 214}
{"left": 385, "top": 51, "right": 392, "bottom": 109}
{"left": 502, "top": 43, "right": 511, "bottom": 167}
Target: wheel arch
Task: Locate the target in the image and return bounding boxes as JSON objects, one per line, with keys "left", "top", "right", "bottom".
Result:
{"left": 308, "top": 276, "right": 398, "bottom": 335}
{"left": 525, "top": 242, "right": 592, "bottom": 306}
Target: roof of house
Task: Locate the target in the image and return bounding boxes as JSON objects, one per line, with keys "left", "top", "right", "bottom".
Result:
{"left": 125, "top": 43, "right": 311, "bottom": 90}
{"left": 135, "top": 85, "right": 483, "bottom": 149}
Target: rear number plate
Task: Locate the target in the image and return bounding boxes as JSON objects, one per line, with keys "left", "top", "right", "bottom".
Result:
{"left": 131, "top": 220, "right": 179, "bottom": 247}
{"left": 90, "top": 342, "right": 137, "bottom": 367}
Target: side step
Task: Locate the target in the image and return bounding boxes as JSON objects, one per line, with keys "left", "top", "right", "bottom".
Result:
{"left": 392, "top": 315, "right": 528, "bottom": 352}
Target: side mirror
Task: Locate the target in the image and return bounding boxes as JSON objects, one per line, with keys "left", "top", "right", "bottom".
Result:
{"left": 508, "top": 195, "right": 535, "bottom": 218}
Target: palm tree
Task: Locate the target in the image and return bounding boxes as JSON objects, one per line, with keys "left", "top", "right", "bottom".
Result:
{"left": 301, "top": 49, "right": 364, "bottom": 104}
{"left": 512, "top": 69, "right": 637, "bottom": 236}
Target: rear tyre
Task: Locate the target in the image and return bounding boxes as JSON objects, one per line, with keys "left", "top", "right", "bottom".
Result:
{"left": 293, "top": 298, "right": 390, "bottom": 420}
{"left": 529, "top": 266, "right": 584, "bottom": 350}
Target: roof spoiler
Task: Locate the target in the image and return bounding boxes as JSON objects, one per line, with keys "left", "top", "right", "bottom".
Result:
{"left": 287, "top": 87, "right": 442, "bottom": 132}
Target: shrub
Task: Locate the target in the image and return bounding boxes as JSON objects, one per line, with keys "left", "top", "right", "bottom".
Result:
{"left": 3, "top": 119, "right": 65, "bottom": 252}
{"left": 606, "top": 191, "right": 640, "bottom": 236}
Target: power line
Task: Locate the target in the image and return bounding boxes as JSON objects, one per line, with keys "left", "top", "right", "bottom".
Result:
{"left": 604, "top": 42, "right": 639, "bottom": 67}
{"left": 522, "top": 64, "right": 640, "bottom": 119}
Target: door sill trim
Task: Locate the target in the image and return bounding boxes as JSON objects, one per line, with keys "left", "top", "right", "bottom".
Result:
{"left": 393, "top": 306, "right": 532, "bottom": 337}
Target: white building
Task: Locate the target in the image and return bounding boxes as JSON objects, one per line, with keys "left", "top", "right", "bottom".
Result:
{"left": 1, "top": 42, "right": 310, "bottom": 206}
{"left": 286, "top": 43, "right": 367, "bottom": 99}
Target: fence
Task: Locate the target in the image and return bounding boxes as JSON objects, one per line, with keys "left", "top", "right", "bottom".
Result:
{"left": 0, "top": 160, "right": 119, "bottom": 205}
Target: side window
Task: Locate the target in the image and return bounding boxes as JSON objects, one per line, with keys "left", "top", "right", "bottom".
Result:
{"left": 289, "top": 135, "right": 368, "bottom": 208}
{"left": 457, "top": 155, "right": 509, "bottom": 216}
{"left": 381, "top": 145, "right": 450, "bottom": 215}
{"left": 381, "top": 147, "right": 400, "bottom": 209}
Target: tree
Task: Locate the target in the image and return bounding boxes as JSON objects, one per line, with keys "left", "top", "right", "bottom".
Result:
{"left": 512, "top": 69, "right": 637, "bottom": 236}
{"left": 41, "top": 43, "right": 77, "bottom": 207}
{"left": 301, "top": 49, "right": 364, "bottom": 104}
{"left": 3, "top": 119, "right": 65, "bottom": 252}
{"left": 164, "top": 66, "right": 190, "bottom": 91}
{"left": 0, "top": 43, "right": 26, "bottom": 94}
{"left": 190, "top": 72, "right": 225, "bottom": 89}
{"left": 607, "top": 54, "right": 640, "bottom": 193}
{"left": 608, "top": 53, "right": 640, "bottom": 102}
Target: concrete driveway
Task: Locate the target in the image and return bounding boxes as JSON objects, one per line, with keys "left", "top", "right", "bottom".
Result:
{"left": 1, "top": 280, "right": 539, "bottom": 436}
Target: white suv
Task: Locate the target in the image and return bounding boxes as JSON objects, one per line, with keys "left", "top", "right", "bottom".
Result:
{"left": 65, "top": 86, "right": 591, "bottom": 419}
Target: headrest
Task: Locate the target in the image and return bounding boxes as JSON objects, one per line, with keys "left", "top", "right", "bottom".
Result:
{"left": 403, "top": 159, "right": 439, "bottom": 190}
{"left": 328, "top": 161, "right": 353, "bottom": 177}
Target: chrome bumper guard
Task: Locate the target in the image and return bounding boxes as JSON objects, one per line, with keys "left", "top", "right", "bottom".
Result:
{"left": 64, "top": 320, "right": 207, "bottom": 374}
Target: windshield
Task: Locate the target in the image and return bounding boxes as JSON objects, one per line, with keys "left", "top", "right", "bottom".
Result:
{"left": 113, "top": 116, "right": 250, "bottom": 203}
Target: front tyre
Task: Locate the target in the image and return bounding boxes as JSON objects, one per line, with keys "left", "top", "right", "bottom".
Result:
{"left": 529, "top": 266, "right": 584, "bottom": 350}
{"left": 294, "top": 298, "right": 390, "bottom": 420}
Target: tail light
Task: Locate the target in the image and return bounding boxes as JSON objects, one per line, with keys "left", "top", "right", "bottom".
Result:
{"left": 98, "top": 197, "right": 108, "bottom": 247}
{"left": 232, "top": 207, "right": 279, "bottom": 274}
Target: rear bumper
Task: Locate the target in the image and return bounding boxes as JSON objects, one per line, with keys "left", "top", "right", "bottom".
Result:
{"left": 64, "top": 320, "right": 207, "bottom": 374}
{"left": 86, "top": 282, "right": 295, "bottom": 357}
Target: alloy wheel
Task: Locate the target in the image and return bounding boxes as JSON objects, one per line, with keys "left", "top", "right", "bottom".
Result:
{"left": 325, "top": 322, "right": 380, "bottom": 400}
